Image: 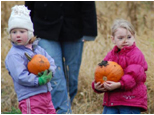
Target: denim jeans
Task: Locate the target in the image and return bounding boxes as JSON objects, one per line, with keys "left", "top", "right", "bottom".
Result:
{"left": 102, "top": 106, "right": 141, "bottom": 114}
{"left": 38, "top": 38, "right": 84, "bottom": 114}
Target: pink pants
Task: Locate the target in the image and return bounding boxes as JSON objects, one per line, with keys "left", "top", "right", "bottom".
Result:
{"left": 19, "top": 92, "right": 56, "bottom": 114}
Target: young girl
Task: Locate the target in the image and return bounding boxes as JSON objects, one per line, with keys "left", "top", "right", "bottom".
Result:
{"left": 5, "top": 5, "right": 56, "bottom": 114}
{"left": 92, "top": 19, "right": 148, "bottom": 114}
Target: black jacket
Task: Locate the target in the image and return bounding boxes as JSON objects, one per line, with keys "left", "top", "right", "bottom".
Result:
{"left": 25, "top": 1, "right": 97, "bottom": 42}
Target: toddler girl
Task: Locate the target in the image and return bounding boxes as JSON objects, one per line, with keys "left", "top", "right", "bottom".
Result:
{"left": 5, "top": 5, "right": 56, "bottom": 114}
{"left": 92, "top": 19, "right": 148, "bottom": 114}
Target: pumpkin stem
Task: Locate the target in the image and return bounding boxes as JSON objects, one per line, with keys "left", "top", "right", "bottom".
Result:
{"left": 25, "top": 53, "right": 32, "bottom": 61}
{"left": 98, "top": 61, "right": 108, "bottom": 67}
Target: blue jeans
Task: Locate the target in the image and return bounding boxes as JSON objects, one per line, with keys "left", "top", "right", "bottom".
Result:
{"left": 102, "top": 106, "right": 141, "bottom": 114}
{"left": 38, "top": 38, "right": 84, "bottom": 114}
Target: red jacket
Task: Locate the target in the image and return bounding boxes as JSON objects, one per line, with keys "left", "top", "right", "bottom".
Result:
{"left": 92, "top": 43, "right": 148, "bottom": 111}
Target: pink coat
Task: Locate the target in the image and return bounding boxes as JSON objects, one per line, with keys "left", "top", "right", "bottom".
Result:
{"left": 92, "top": 43, "right": 148, "bottom": 111}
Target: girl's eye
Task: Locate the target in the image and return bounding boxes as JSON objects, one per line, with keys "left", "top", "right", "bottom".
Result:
{"left": 11, "top": 31, "right": 17, "bottom": 34}
{"left": 118, "top": 37, "right": 123, "bottom": 40}
{"left": 128, "top": 36, "right": 131, "bottom": 39}
{"left": 20, "top": 31, "right": 25, "bottom": 33}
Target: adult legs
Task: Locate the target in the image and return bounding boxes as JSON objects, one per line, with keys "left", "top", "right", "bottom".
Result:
{"left": 62, "top": 39, "right": 84, "bottom": 103}
{"left": 38, "top": 39, "right": 72, "bottom": 114}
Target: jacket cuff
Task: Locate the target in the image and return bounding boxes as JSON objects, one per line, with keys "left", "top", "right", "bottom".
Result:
{"left": 120, "top": 80, "right": 124, "bottom": 90}
{"left": 82, "top": 36, "right": 96, "bottom": 41}
{"left": 34, "top": 77, "right": 39, "bottom": 86}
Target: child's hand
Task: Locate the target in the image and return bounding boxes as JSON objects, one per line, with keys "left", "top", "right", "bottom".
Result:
{"left": 94, "top": 81, "right": 107, "bottom": 92}
{"left": 38, "top": 69, "right": 52, "bottom": 77}
{"left": 38, "top": 70, "right": 52, "bottom": 85}
{"left": 104, "top": 81, "right": 121, "bottom": 91}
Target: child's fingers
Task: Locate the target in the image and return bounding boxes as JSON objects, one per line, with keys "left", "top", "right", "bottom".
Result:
{"left": 104, "top": 82, "right": 111, "bottom": 90}
{"left": 97, "top": 84, "right": 103, "bottom": 89}
{"left": 103, "top": 82, "right": 107, "bottom": 87}
{"left": 96, "top": 86, "right": 108, "bottom": 92}
{"left": 94, "top": 82, "right": 100, "bottom": 87}
{"left": 105, "top": 81, "right": 115, "bottom": 84}
{"left": 38, "top": 72, "right": 42, "bottom": 77}
{"left": 95, "top": 83, "right": 104, "bottom": 90}
{"left": 96, "top": 82, "right": 101, "bottom": 85}
{"left": 96, "top": 82, "right": 103, "bottom": 87}
{"left": 94, "top": 82, "right": 108, "bottom": 91}
{"left": 100, "top": 87, "right": 107, "bottom": 91}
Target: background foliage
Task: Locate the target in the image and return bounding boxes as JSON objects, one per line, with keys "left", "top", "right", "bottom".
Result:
{"left": 1, "top": 1, "right": 154, "bottom": 114}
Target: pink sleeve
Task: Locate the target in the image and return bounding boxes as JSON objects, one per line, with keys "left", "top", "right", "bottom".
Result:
{"left": 120, "top": 50, "right": 148, "bottom": 90}
{"left": 120, "top": 64, "right": 146, "bottom": 90}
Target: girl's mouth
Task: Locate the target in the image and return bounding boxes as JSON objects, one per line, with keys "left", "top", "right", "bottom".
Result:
{"left": 17, "top": 40, "right": 22, "bottom": 43}
{"left": 122, "top": 45, "right": 128, "bottom": 47}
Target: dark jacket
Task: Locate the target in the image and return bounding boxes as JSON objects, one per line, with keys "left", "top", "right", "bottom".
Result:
{"left": 25, "top": 1, "right": 97, "bottom": 42}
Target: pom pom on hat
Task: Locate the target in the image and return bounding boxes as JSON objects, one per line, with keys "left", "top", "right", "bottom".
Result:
{"left": 8, "top": 5, "right": 34, "bottom": 34}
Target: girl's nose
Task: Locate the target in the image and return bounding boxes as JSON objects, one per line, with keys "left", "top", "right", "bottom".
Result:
{"left": 123, "top": 37, "right": 127, "bottom": 42}
{"left": 16, "top": 32, "right": 20, "bottom": 38}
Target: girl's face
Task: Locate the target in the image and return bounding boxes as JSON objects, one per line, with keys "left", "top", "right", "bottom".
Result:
{"left": 112, "top": 27, "right": 135, "bottom": 49}
{"left": 10, "top": 28, "right": 28, "bottom": 45}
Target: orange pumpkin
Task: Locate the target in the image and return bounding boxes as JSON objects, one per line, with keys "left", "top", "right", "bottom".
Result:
{"left": 25, "top": 53, "right": 50, "bottom": 75}
{"left": 95, "top": 61, "right": 124, "bottom": 84}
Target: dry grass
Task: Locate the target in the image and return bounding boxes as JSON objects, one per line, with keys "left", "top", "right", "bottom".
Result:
{"left": 1, "top": 1, "right": 154, "bottom": 114}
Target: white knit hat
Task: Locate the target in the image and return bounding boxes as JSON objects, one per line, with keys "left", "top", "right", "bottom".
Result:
{"left": 8, "top": 5, "right": 34, "bottom": 40}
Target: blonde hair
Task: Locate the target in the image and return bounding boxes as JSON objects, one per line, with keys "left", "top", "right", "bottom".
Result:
{"left": 29, "top": 36, "right": 36, "bottom": 44}
{"left": 111, "top": 19, "right": 135, "bottom": 36}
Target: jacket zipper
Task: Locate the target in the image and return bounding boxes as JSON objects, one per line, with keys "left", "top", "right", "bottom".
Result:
{"left": 117, "top": 53, "right": 119, "bottom": 64}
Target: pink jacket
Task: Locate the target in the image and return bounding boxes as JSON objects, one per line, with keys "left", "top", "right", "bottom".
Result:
{"left": 92, "top": 43, "right": 148, "bottom": 111}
